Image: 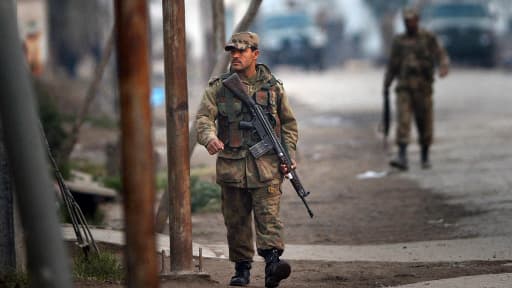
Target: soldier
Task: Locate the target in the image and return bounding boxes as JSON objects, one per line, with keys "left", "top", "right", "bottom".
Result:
{"left": 196, "top": 32, "right": 297, "bottom": 287}
{"left": 384, "top": 7, "right": 450, "bottom": 170}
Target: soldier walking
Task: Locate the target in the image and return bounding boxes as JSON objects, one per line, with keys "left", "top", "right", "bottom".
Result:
{"left": 196, "top": 32, "right": 298, "bottom": 287}
{"left": 384, "top": 7, "right": 450, "bottom": 170}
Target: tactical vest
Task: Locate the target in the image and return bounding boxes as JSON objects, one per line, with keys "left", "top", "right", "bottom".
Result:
{"left": 216, "top": 73, "right": 281, "bottom": 150}
{"left": 399, "top": 33, "right": 435, "bottom": 81}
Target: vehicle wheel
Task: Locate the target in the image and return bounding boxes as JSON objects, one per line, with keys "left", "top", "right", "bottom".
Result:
{"left": 481, "top": 54, "right": 496, "bottom": 68}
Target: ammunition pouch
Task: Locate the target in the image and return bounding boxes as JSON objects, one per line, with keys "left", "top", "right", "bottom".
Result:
{"left": 217, "top": 76, "right": 281, "bottom": 150}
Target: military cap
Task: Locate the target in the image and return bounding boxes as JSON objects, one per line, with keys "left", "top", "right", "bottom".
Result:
{"left": 224, "top": 32, "right": 259, "bottom": 51}
{"left": 403, "top": 7, "right": 419, "bottom": 19}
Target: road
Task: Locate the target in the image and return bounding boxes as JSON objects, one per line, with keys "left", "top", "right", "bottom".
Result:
{"left": 89, "top": 64, "right": 512, "bottom": 287}
{"left": 279, "top": 64, "right": 512, "bottom": 239}
{"left": 186, "top": 64, "right": 512, "bottom": 287}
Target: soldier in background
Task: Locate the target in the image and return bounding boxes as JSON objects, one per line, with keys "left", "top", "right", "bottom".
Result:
{"left": 383, "top": 7, "right": 449, "bottom": 170}
{"left": 196, "top": 32, "right": 298, "bottom": 287}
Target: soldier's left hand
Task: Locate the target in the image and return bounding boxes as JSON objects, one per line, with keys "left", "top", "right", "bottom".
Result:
{"left": 280, "top": 159, "right": 297, "bottom": 175}
{"left": 439, "top": 65, "right": 449, "bottom": 78}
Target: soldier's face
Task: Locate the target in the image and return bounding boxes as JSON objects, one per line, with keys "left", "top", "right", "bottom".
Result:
{"left": 229, "top": 48, "right": 259, "bottom": 72}
{"left": 404, "top": 17, "right": 419, "bottom": 34}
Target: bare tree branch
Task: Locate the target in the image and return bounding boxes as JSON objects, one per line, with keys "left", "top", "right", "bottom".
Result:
{"left": 211, "top": 0, "right": 226, "bottom": 59}
{"left": 60, "top": 25, "right": 115, "bottom": 163}
{"left": 211, "top": 0, "right": 263, "bottom": 77}
{"left": 189, "top": 0, "right": 262, "bottom": 158}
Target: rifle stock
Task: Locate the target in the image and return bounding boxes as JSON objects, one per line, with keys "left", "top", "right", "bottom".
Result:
{"left": 223, "top": 73, "right": 314, "bottom": 218}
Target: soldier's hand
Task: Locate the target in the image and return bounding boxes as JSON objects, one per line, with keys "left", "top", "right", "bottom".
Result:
{"left": 439, "top": 65, "right": 449, "bottom": 78}
{"left": 206, "top": 138, "right": 224, "bottom": 155}
{"left": 280, "top": 159, "right": 297, "bottom": 175}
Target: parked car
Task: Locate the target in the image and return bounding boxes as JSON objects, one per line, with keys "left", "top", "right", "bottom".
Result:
{"left": 421, "top": 0, "right": 498, "bottom": 67}
{"left": 253, "top": 11, "right": 328, "bottom": 70}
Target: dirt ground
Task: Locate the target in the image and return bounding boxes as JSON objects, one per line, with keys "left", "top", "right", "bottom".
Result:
{"left": 75, "top": 258, "right": 512, "bottom": 288}
{"left": 191, "top": 108, "right": 475, "bottom": 247}
{"left": 72, "top": 95, "right": 512, "bottom": 288}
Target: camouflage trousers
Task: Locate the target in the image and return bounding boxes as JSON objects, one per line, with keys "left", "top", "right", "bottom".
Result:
{"left": 221, "top": 184, "right": 284, "bottom": 262}
{"left": 395, "top": 84, "right": 433, "bottom": 146}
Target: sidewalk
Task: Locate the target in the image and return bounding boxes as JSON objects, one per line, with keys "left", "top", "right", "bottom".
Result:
{"left": 63, "top": 227, "right": 512, "bottom": 287}
{"left": 391, "top": 273, "right": 512, "bottom": 288}
{"left": 62, "top": 227, "right": 512, "bottom": 262}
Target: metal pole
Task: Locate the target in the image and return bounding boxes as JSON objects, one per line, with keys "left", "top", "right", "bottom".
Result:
{"left": 0, "top": 1, "right": 72, "bottom": 287}
{"left": 114, "top": 1, "right": 159, "bottom": 287}
{"left": 162, "top": 0, "right": 193, "bottom": 272}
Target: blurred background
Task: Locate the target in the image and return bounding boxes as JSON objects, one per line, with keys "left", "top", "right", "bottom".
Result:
{"left": 14, "top": 0, "right": 512, "bottom": 233}
{"left": 8, "top": 1, "right": 512, "bottom": 286}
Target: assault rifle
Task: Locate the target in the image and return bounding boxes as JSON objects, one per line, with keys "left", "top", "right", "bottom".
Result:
{"left": 382, "top": 91, "right": 391, "bottom": 146}
{"left": 223, "top": 73, "right": 314, "bottom": 218}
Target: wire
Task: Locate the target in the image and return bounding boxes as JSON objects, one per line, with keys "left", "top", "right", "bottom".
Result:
{"left": 39, "top": 122, "right": 99, "bottom": 257}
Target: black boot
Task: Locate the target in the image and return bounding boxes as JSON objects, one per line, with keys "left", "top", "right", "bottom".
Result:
{"left": 260, "top": 249, "right": 291, "bottom": 288}
{"left": 229, "top": 261, "right": 251, "bottom": 286}
{"left": 421, "top": 145, "right": 431, "bottom": 169}
{"left": 390, "top": 144, "right": 408, "bottom": 170}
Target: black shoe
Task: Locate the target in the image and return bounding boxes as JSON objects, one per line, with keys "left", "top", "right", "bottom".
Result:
{"left": 421, "top": 145, "right": 431, "bottom": 169}
{"left": 389, "top": 157, "right": 408, "bottom": 170}
{"left": 229, "top": 261, "right": 251, "bottom": 286}
{"left": 390, "top": 144, "right": 408, "bottom": 171}
{"left": 265, "top": 260, "right": 291, "bottom": 288}
{"left": 261, "top": 249, "right": 291, "bottom": 288}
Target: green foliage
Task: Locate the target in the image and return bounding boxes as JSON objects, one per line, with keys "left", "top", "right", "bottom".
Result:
{"left": 58, "top": 201, "right": 73, "bottom": 223}
{"left": 156, "top": 173, "right": 221, "bottom": 213}
{"left": 73, "top": 252, "right": 123, "bottom": 282}
{"left": 89, "top": 208, "right": 106, "bottom": 226}
{"left": 69, "top": 160, "right": 106, "bottom": 181}
{"left": 58, "top": 197, "right": 105, "bottom": 226}
{"left": 0, "top": 270, "right": 29, "bottom": 288}
{"left": 156, "top": 172, "right": 169, "bottom": 191}
{"left": 34, "top": 78, "right": 71, "bottom": 178}
{"left": 101, "top": 175, "right": 122, "bottom": 192}
{"left": 84, "top": 115, "right": 118, "bottom": 129}
{"left": 190, "top": 175, "right": 221, "bottom": 213}
{"left": 69, "top": 160, "right": 120, "bottom": 193}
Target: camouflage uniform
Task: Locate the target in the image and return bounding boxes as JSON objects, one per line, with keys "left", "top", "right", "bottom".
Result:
{"left": 196, "top": 63, "right": 298, "bottom": 262}
{"left": 384, "top": 29, "right": 449, "bottom": 146}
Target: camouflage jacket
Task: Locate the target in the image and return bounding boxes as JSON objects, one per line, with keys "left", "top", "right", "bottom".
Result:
{"left": 196, "top": 64, "right": 298, "bottom": 188}
{"left": 384, "top": 29, "right": 450, "bottom": 90}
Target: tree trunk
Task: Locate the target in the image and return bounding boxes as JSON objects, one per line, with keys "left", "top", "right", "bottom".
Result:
{"left": 59, "top": 26, "right": 115, "bottom": 163}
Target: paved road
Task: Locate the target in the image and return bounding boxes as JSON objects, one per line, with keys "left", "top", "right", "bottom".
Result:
{"left": 392, "top": 273, "right": 512, "bottom": 288}
{"left": 272, "top": 65, "right": 512, "bottom": 287}
{"left": 278, "top": 65, "right": 512, "bottom": 240}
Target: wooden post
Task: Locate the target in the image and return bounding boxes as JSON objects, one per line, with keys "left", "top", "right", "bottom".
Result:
{"left": 162, "top": 0, "right": 193, "bottom": 272}
{"left": 114, "top": 0, "right": 158, "bottom": 286}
